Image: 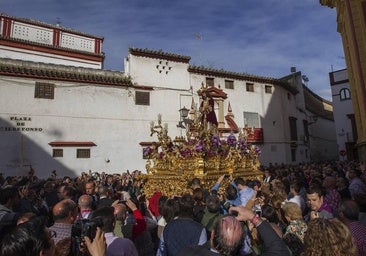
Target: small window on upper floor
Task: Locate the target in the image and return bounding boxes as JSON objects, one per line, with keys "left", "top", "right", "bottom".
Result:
{"left": 287, "top": 92, "right": 291, "bottom": 100}
{"left": 289, "top": 116, "right": 298, "bottom": 141}
{"left": 35, "top": 82, "right": 54, "bottom": 99}
{"left": 135, "top": 91, "right": 150, "bottom": 105}
{"left": 225, "top": 80, "right": 234, "bottom": 89}
{"left": 246, "top": 82, "right": 254, "bottom": 92}
{"left": 265, "top": 85, "right": 272, "bottom": 94}
{"left": 340, "top": 88, "right": 351, "bottom": 101}
{"left": 243, "top": 112, "right": 259, "bottom": 127}
{"left": 206, "top": 77, "right": 214, "bottom": 87}
{"left": 77, "top": 149, "right": 90, "bottom": 158}
{"left": 52, "top": 149, "right": 63, "bottom": 158}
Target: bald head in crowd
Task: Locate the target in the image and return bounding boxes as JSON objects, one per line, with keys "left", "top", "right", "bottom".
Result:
{"left": 211, "top": 215, "right": 244, "bottom": 255}
{"left": 78, "top": 195, "right": 92, "bottom": 209}
{"left": 52, "top": 199, "right": 78, "bottom": 224}
{"left": 178, "top": 214, "right": 244, "bottom": 256}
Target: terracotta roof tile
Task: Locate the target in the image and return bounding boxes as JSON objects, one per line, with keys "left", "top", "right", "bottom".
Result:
{"left": 189, "top": 65, "right": 298, "bottom": 94}
{"left": 0, "top": 58, "right": 133, "bottom": 87}
{"left": 49, "top": 141, "right": 96, "bottom": 147}
{"left": 303, "top": 85, "right": 334, "bottom": 120}
{"left": 129, "top": 47, "right": 191, "bottom": 63}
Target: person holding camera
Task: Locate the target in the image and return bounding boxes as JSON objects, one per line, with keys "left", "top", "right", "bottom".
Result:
{"left": 91, "top": 206, "right": 138, "bottom": 256}
{"left": 1, "top": 215, "right": 107, "bottom": 256}
{"left": 230, "top": 206, "right": 291, "bottom": 256}
{"left": 211, "top": 174, "right": 241, "bottom": 213}
{"left": 113, "top": 197, "right": 147, "bottom": 241}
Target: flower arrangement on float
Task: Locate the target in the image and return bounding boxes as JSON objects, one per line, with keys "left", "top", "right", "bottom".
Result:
{"left": 142, "top": 130, "right": 261, "bottom": 161}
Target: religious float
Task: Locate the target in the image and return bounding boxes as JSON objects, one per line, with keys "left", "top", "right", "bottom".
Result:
{"left": 139, "top": 85, "right": 263, "bottom": 197}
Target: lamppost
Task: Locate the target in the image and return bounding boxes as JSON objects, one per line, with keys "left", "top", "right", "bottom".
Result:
{"left": 177, "top": 106, "right": 189, "bottom": 129}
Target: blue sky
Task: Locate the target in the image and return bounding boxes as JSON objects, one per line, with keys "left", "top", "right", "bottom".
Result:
{"left": 2, "top": 0, "right": 345, "bottom": 101}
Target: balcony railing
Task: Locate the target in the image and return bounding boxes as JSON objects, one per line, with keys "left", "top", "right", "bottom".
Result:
{"left": 246, "top": 128, "right": 264, "bottom": 143}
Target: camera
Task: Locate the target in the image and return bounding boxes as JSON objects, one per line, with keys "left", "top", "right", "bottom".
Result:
{"left": 223, "top": 201, "right": 231, "bottom": 211}
{"left": 252, "top": 204, "right": 262, "bottom": 217}
{"left": 71, "top": 217, "right": 103, "bottom": 242}
{"left": 224, "top": 174, "right": 230, "bottom": 179}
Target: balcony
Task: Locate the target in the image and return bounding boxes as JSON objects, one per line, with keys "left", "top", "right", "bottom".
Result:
{"left": 245, "top": 128, "right": 264, "bottom": 143}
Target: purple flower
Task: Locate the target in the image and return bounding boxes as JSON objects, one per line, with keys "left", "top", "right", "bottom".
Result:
{"left": 211, "top": 134, "right": 221, "bottom": 150}
{"left": 253, "top": 146, "right": 262, "bottom": 155}
{"left": 238, "top": 138, "right": 247, "bottom": 151}
{"left": 194, "top": 140, "right": 206, "bottom": 153}
{"left": 187, "top": 139, "right": 196, "bottom": 145}
{"left": 227, "top": 132, "right": 237, "bottom": 147}
{"left": 180, "top": 148, "right": 192, "bottom": 158}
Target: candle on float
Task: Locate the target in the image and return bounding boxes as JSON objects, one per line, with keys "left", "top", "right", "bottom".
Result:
{"left": 158, "top": 114, "right": 162, "bottom": 122}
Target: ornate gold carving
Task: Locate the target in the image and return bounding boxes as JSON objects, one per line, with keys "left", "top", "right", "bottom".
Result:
{"left": 141, "top": 93, "right": 263, "bottom": 198}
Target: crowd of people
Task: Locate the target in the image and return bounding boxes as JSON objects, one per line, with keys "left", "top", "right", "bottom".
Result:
{"left": 0, "top": 160, "right": 365, "bottom": 256}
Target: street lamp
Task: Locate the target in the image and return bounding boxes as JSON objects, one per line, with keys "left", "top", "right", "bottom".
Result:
{"left": 179, "top": 107, "right": 189, "bottom": 119}
{"left": 177, "top": 106, "right": 190, "bottom": 129}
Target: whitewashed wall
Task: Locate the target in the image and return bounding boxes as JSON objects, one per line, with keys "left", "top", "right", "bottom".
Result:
{"left": 331, "top": 69, "right": 354, "bottom": 158}
{"left": 0, "top": 45, "right": 102, "bottom": 69}
{"left": 0, "top": 52, "right": 337, "bottom": 178}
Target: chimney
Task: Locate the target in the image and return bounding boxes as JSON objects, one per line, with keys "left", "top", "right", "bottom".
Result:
{"left": 291, "top": 67, "right": 296, "bottom": 73}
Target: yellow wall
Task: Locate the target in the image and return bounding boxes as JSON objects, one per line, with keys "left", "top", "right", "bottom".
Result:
{"left": 321, "top": 0, "right": 366, "bottom": 163}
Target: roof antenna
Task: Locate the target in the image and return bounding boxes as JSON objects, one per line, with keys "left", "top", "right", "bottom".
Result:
{"left": 56, "top": 17, "right": 61, "bottom": 27}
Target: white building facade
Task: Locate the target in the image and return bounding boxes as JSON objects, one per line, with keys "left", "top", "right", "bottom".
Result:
{"left": 329, "top": 68, "right": 357, "bottom": 161}
{"left": 0, "top": 14, "right": 338, "bottom": 178}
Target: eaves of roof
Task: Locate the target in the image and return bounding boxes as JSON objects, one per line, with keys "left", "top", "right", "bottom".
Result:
{"left": 188, "top": 65, "right": 298, "bottom": 94}
{"left": 303, "top": 85, "right": 334, "bottom": 121}
{"left": 129, "top": 47, "right": 191, "bottom": 64}
{"left": 0, "top": 58, "right": 133, "bottom": 87}
{"left": 49, "top": 141, "right": 97, "bottom": 147}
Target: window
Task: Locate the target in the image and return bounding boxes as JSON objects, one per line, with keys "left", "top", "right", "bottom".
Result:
{"left": 265, "top": 85, "right": 272, "bottom": 94}
{"left": 287, "top": 93, "right": 291, "bottom": 100}
{"left": 35, "top": 82, "right": 54, "bottom": 99}
{"left": 303, "top": 120, "right": 309, "bottom": 142}
{"left": 289, "top": 116, "right": 298, "bottom": 141}
{"left": 270, "top": 145, "right": 277, "bottom": 152}
{"left": 52, "top": 149, "right": 63, "bottom": 158}
{"left": 206, "top": 77, "right": 214, "bottom": 87}
{"left": 77, "top": 149, "right": 90, "bottom": 158}
{"left": 135, "top": 91, "right": 150, "bottom": 105}
{"left": 340, "top": 88, "right": 351, "bottom": 101}
{"left": 243, "top": 112, "right": 259, "bottom": 127}
{"left": 246, "top": 83, "right": 254, "bottom": 92}
{"left": 225, "top": 80, "right": 234, "bottom": 89}
{"left": 291, "top": 148, "right": 296, "bottom": 162}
